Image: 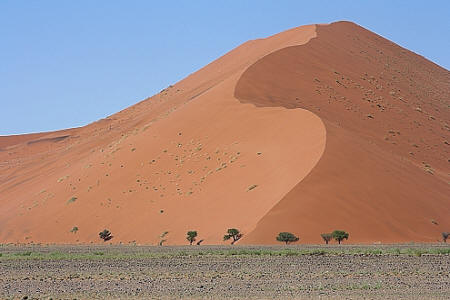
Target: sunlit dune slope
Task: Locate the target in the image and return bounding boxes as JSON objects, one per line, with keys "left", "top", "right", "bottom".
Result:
{"left": 0, "top": 21, "right": 448, "bottom": 245}
{"left": 0, "top": 24, "right": 325, "bottom": 244}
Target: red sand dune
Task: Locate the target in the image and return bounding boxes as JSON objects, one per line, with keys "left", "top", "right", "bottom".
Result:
{"left": 0, "top": 21, "right": 449, "bottom": 245}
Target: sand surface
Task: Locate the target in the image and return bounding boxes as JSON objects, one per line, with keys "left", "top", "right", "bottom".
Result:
{"left": 0, "top": 21, "right": 449, "bottom": 245}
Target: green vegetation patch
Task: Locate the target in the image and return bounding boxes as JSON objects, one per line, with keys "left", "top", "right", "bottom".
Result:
{"left": 0, "top": 247, "right": 448, "bottom": 261}
{"left": 67, "top": 197, "right": 77, "bottom": 204}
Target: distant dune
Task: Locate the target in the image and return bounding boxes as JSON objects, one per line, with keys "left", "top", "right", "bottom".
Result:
{"left": 0, "top": 21, "right": 448, "bottom": 245}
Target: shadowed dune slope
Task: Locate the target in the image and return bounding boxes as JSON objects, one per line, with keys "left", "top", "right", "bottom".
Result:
{"left": 0, "top": 21, "right": 448, "bottom": 245}
{"left": 236, "top": 21, "right": 450, "bottom": 244}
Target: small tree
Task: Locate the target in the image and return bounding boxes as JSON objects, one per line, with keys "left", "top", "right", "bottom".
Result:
{"left": 276, "top": 232, "right": 299, "bottom": 245}
{"left": 320, "top": 233, "right": 332, "bottom": 244}
{"left": 442, "top": 232, "right": 449, "bottom": 243}
{"left": 99, "top": 229, "right": 112, "bottom": 241}
{"left": 223, "top": 228, "right": 242, "bottom": 245}
{"left": 332, "top": 230, "right": 349, "bottom": 244}
{"left": 186, "top": 231, "right": 198, "bottom": 245}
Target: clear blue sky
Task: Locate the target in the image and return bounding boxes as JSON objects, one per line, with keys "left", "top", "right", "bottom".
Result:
{"left": 1, "top": 1, "right": 449, "bottom": 135}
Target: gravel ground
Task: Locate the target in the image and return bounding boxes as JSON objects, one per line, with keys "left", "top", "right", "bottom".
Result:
{"left": 0, "top": 244, "right": 449, "bottom": 299}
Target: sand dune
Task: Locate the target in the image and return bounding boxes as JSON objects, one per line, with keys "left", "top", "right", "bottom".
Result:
{"left": 236, "top": 22, "right": 450, "bottom": 243}
{"left": 0, "top": 21, "right": 448, "bottom": 245}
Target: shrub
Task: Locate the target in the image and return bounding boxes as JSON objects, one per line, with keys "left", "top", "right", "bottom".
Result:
{"left": 442, "top": 232, "right": 449, "bottom": 243}
{"left": 321, "top": 233, "right": 332, "bottom": 244}
{"left": 15, "top": 251, "right": 32, "bottom": 256}
{"left": 67, "top": 197, "right": 77, "bottom": 204}
{"left": 186, "top": 231, "right": 198, "bottom": 245}
{"left": 276, "top": 232, "right": 299, "bottom": 245}
{"left": 223, "top": 228, "right": 242, "bottom": 245}
{"left": 332, "top": 230, "right": 349, "bottom": 244}
{"left": 70, "top": 226, "right": 78, "bottom": 233}
{"left": 99, "top": 229, "right": 113, "bottom": 241}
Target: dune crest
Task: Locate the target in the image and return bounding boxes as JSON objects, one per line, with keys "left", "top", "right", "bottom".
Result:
{"left": 1, "top": 21, "right": 448, "bottom": 245}
{"left": 0, "top": 24, "right": 326, "bottom": 245}
{"left": 236, "top": 21, "right": 449, "bottom": 243}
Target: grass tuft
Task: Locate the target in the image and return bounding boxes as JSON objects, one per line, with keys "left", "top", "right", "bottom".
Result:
{"left": 67, "top": 197, "right": 77, "bottom": 204}
{"left": 0, "top": 247, "right": 448, "bottom": 261}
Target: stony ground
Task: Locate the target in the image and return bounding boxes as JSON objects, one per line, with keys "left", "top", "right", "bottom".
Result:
{"left": 0, "top": 244, "right": 449, "bottom": 299}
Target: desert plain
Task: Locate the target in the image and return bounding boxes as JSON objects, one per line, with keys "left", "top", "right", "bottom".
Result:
{"left": 1, "top": 244, "right": 449, "bottom": 299}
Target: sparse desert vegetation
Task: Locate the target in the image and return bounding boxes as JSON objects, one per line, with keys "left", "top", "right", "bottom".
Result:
{"left": 67, "top": 196, "right": 77, "bottom": 204}
{"left": 321, "top": 233, "right": 333, "bottom": 244}
{"left": 332, "top": 230, "right": 349, "bottom": 244}
{"left": 0, "top": 244, "right": 448, "bottom": 299}
{"left": 99, "top": 229, "right": 113, "bottom": 242}
{"left": 223, "top": 228, "right": 243, "bottom": 245}
{"left": 276, "top": 232, "right": 299, "bottom": 244}
{"left": 186, "top": 231, "right": 198, "bottom": 245}
{"left": 443, "top": 232, "right": 449, "bottom": 243}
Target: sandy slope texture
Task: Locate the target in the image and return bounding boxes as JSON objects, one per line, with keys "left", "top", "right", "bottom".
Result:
{"left": 0, "top": 21, "right": 448, "bottom": 245}
{"left": 0, "top": 24, "right": 325, "bottom": 244}
{"left": 236, "top": 21, "right": 450, "bottom": 244}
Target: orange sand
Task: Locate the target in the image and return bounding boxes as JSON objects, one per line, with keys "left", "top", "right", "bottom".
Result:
{"left": 0, "top": 21, "right": 448, "bottom": 245}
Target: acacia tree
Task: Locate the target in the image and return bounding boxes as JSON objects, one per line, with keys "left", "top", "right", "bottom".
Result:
{"left": 442, "top": 232, "right": 449, "bottom": 243}
{"left": 320, "top": 233, "right": 333, "bottom": 244}
{"left": 186, "top": 231, "right": 198, "bottom": 245}
{"left": 331, "top": 230, "right": 349, "bottom": 244}
{"left": 99, "top": 229, "right": 113, "bottom": 241}
{"left": 276, "top": 232, "right": 299, "bottom": 245}
{"left": 223, "top": 228, "right": 242, "bottom": 245}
